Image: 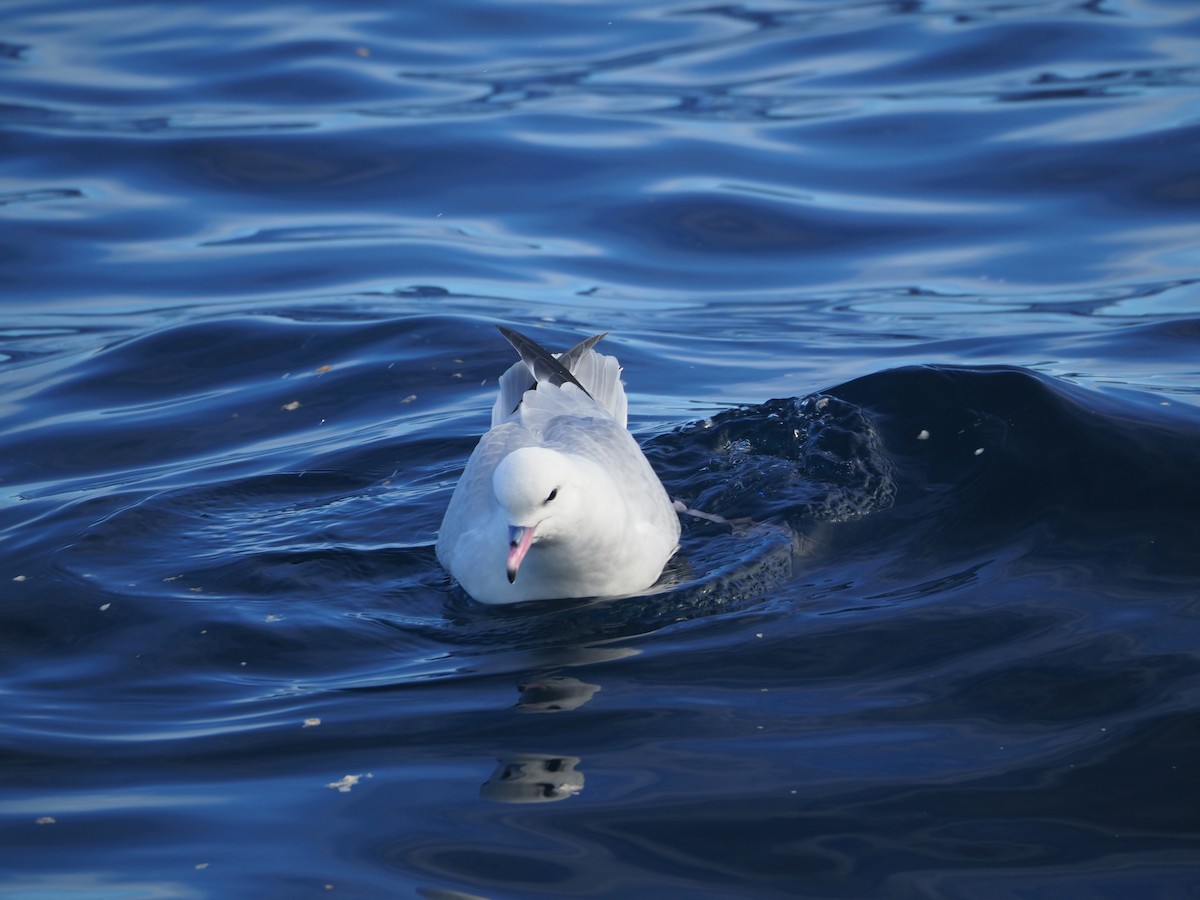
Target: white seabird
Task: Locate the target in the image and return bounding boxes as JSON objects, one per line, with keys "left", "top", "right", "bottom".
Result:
{"left": 436, "top": 326, "right": 680, "bottom": 604}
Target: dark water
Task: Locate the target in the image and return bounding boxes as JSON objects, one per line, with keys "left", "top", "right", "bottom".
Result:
{"left": 4, "top": 0, "right": 1200, "bottom": 896}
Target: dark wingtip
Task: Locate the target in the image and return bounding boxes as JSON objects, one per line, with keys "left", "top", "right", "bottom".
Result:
{"left": 495, "top": 324, "right": 596, "bottom": 400}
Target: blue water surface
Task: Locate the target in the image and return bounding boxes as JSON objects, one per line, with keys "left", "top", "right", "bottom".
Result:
{"left": 3, "top": 0, "right": 1200, "bottom": 896}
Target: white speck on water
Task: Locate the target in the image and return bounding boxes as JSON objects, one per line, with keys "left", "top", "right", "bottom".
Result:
{"left": 99, "top": 603, "right": 111, "bottom": 611}
{"left": 327, "top": 773, "right": 371, "bottom": 793}
{"left": 974, "top": 447, "right": 985, "bottom": 456}
{"left": 917, "top": 429, "right": 930, "bottom": 440}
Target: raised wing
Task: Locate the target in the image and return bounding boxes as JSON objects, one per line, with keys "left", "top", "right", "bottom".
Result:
{"left": 498, "top": 326, "right": 596, "bottom": 399}
{"left": 492, "top": 327, "right": 626, "bottom": 427}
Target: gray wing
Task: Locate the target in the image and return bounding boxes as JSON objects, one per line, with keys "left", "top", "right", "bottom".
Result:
{"left": 558, "top": 332, "right": 608, "bottom": 371}
{"left": 493, "top": 346, "right": 629, "bottom": 430}
{"left": 497, "top": 326, "right": 596, "bottom": 399}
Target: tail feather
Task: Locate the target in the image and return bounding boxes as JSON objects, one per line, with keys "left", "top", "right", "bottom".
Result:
{"left": 568, "top": 349, "right": 627, "bottom": 428}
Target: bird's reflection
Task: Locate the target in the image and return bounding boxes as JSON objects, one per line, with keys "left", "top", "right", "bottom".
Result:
{"left": 480, "top": 754, "right": 584, "bottom": 803}
{"left": 515, "top": 675, "right": 600, "bottom": 713}
{"left": 477, "top": 662, "right": 609, "bottom": 803}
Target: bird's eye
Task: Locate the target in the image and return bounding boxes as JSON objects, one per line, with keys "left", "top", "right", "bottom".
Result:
{"left": 545, "top": 488, "right": 558, "bottom": 503}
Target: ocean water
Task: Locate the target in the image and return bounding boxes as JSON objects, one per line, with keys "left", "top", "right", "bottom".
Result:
{"left": 3, "top": 0, "right": 1200, "bottom": 896}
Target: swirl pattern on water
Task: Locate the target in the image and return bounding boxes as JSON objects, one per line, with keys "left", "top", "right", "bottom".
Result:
{"left": 2, "top": 0, "right": 1200, "bottom": 895}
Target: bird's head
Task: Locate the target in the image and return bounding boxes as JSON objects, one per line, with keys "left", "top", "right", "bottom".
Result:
{"left": 492, "top": 446, "right": 579, "bottom": 583}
